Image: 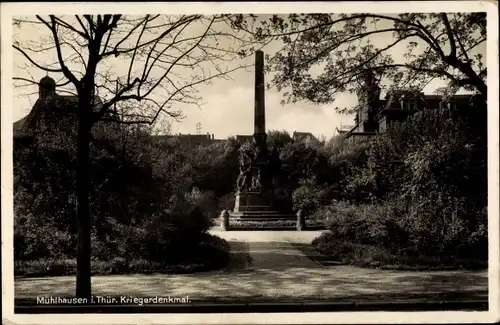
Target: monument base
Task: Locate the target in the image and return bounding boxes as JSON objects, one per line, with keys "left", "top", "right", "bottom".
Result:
{"left": 231, "top": 190, "right": 294, "bottom": 221}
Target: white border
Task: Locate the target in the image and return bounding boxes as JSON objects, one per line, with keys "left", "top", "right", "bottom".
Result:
{"left": 2, "top": 1, "right": 499, "bottom": 324}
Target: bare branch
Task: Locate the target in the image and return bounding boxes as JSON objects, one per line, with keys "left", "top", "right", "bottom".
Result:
{"left": 127, "top": 16, "right": 149, "bottom": 84}
{"left": 140, "top": 16, "right": 199, "bottom": 83}
{"left": 76, "top": 15, "right": 91, "bottom": 39}
{"left": 101, "top": 15, "right": 203, "bottom": 59}
{"left": 13, "top": 45, "right": 64, "bottom": 72}
{"left": 53, "top": 16, "right": 89, "bottom": 40}
{"left": 47, "top": 16, "right": 81, "bottom": 89}
{"left": 15, "top": 14, "right": 257, "bottom": 128}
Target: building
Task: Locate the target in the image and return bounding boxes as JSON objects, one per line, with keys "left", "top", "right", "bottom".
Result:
{"left": 13, "top": 76, "right": 117, "bottom": 144}
{"left": 334, "top": 124, "right": 355, "bottom": 137}
{"left": 159, "top": 133, "right": 220, "bottom": 148}
{"left": 292, "top": 131, "right": 317, "bottom": 142}
{"left": 234, "top": 135, "right": 254, "bottom": 144}
{"left": 341, "top": 71, "right": 482, "bottom": 144}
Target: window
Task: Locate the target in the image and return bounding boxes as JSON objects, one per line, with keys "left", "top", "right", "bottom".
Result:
{"left": 379, "top": 118, "right": 387, "bottom": 132}
{"left": 409, "top": 99, "right": 417, "bottom": 111}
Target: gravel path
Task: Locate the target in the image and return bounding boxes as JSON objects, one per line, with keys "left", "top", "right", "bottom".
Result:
{"left": 15, "top": 230, "right": 488, "bottom": 303}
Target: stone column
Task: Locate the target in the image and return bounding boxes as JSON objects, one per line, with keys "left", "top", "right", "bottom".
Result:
{"left": 252, "top": 50, "right": 270, "bottom": 190}
{"left": 253, "top": 50, "right": 267, "bottom": 159}
{"left": 254, "top": 50, "right": 265, "bottom": 134}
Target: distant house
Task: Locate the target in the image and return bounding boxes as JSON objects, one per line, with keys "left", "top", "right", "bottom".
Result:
{"left": 339, "top": 71, "right": 483, "bottom": 144}
{"left": 163, "top": 133, "right": 217, "bottom": 148}
{"left": 334, "top": 124, "right": 355, "bottom": 137}
{"left": 157, "top": 131, "right": 319, "bottom": 150}
{"left": 235, "top": 135, "right": 254, "bottom": 144}
{"left": 292, "top": 131, "right": 317, "bottom": 142}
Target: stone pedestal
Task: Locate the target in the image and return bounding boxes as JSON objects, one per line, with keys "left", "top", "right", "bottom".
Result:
{"left": 231, "top": 191, "right": 294, "bottom": 221}
{"left": 296, "top": 210, "right": 305, "bottom": 231}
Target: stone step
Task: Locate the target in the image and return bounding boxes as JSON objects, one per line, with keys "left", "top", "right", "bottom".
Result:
{"left": 229, "top": 217, "right": 295, "bottom": 224}
{"left": 233, "top": 205, "right": 275, "bottom": 212}
{"left": 232, "top": 210, "right": 288, "bottom": 215}
{"left": 230, "top": 214, "right": 296, "bottom": 221}
{"left": 231, "top": 212, "right": 294, "bottom": 217}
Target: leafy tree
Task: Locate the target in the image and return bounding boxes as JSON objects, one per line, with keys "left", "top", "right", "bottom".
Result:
{"left": 190, "top": 141, "right": 240, "bottom": 199}
{"left": 14, "top": 120, "right": 222, "bottom": 269}
{"left": 267, "top": 129, "right": 293, "bottom": 150}
{"left": 233, "top": 13, "right": 487, "bottom": 110}
{"left": 13, "top": 14, "right": 253, "bottom": 298}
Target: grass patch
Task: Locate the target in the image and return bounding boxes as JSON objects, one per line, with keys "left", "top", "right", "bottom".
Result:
{"left": 15, "top": 234, "right": 230, "bottom": 277}
{"left": 311, "top": 233, "right": 487, "bottom": 270}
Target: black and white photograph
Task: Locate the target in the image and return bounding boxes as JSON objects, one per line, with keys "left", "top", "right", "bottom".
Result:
{"left": 1, "top": 1, "right": 499, "bottom": 324}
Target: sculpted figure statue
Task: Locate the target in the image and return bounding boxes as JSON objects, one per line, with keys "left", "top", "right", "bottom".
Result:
{"left": 269, "top": 147, "right": 282, "bottom": 187}
{"left": 250, "top": 169, "right": 263, "bottom": 192}
{"left": 236, "top": 149, "right": 254, "bottom": 192}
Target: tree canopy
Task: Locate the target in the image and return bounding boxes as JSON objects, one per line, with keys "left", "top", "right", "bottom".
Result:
{"left": 232, "top": 13, "right": 487, "bottom": 111}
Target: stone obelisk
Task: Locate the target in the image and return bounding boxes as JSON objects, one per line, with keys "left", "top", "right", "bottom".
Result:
{"left": 254, "top": 50, "right": 266, "bottom": 136}
{"left": 252, "top": 50, "right": 270, "bottom": 190}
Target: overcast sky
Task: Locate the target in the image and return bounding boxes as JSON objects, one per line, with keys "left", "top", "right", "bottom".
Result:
{"left": 10, "top": 9, "right": 486, "bottom": 140}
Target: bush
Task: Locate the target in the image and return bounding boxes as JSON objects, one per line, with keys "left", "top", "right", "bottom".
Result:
{"left": 315, "top": 201, "right": 396, "bottom": 247}
{"left": 308, "top": 103, "right": 487, "bottom": 269}
{"left": 15, "top": 234, "right": 230, "bottom": 277}
{"left": 14, "top": 121, "right": 228, "bottom": 275}
{"left": 312, "top": 231, "right": 486, "bottom": 270}
{"left": 292, "top": 180, "right": 322, "bottom": 214}
{"left": 312, "top": 199, "right": 487, "bottom": 269}
{"left": 15, "top": 259, "right": 77, "bottom": 277}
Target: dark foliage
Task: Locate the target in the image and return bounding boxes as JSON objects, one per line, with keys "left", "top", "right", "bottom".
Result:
{"left": 13, "top": 122, "right": 230, "bottom": 273}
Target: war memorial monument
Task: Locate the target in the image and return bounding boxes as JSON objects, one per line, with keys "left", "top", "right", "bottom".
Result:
{"left": 228, "top": 50, "right": 295, "bottom": 224}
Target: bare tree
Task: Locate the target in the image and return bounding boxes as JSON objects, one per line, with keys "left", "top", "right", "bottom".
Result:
{"left": 13, "top": 14, "right": 253, "bottom": 298}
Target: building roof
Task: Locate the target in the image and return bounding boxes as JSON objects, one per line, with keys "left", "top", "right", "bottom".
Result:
{"left": 335, "top": 124, "right": 355, "bottom": 135}
{"left": 13, "top": 95, "right": 104, "bottom": 138}
{"left": 340, "top": 92, "right": 479, "bottom": 141}
{"left": 235, "top": 135, "right": 253, "bottom": 143}
{"left": 292, "top": 131, "right": 316, "bottom": 141}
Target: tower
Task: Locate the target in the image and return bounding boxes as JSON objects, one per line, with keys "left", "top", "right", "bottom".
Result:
{"left": 356, "top": 70, "right": 381, "bottom": 132}
{"left": 39, "top": 76, "right": 56, "bottom": 99}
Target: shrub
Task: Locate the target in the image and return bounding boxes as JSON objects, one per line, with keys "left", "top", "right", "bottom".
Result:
{"left": 15, "top": 234, "right": 230, "bottom": 277}
{"left": 14, "top": 121, "right": 227, "bottom": 275}
{"left": 312, "top": 231, "right": 486, "bottom": 270}
{"left": 292, "top": 180, "right": 322, "bottom": 214}
{"left": 313, "top": 198, "right": 487, "bottom": 269}
{"left": 15, "top": 259, "right": 77, "bottom": 277}
{"left": 310, "top": 103, "right": 487, "bottom": 269}
{"left": 316, "top": 201, "right": 394, "bottom": 246}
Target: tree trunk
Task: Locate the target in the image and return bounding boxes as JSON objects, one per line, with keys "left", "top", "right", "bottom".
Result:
{"left": 76, "top": 116, "right": 92, "bottom": 299}
{"left": 447, "top": 56, "right": 488, "bottom": 97}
